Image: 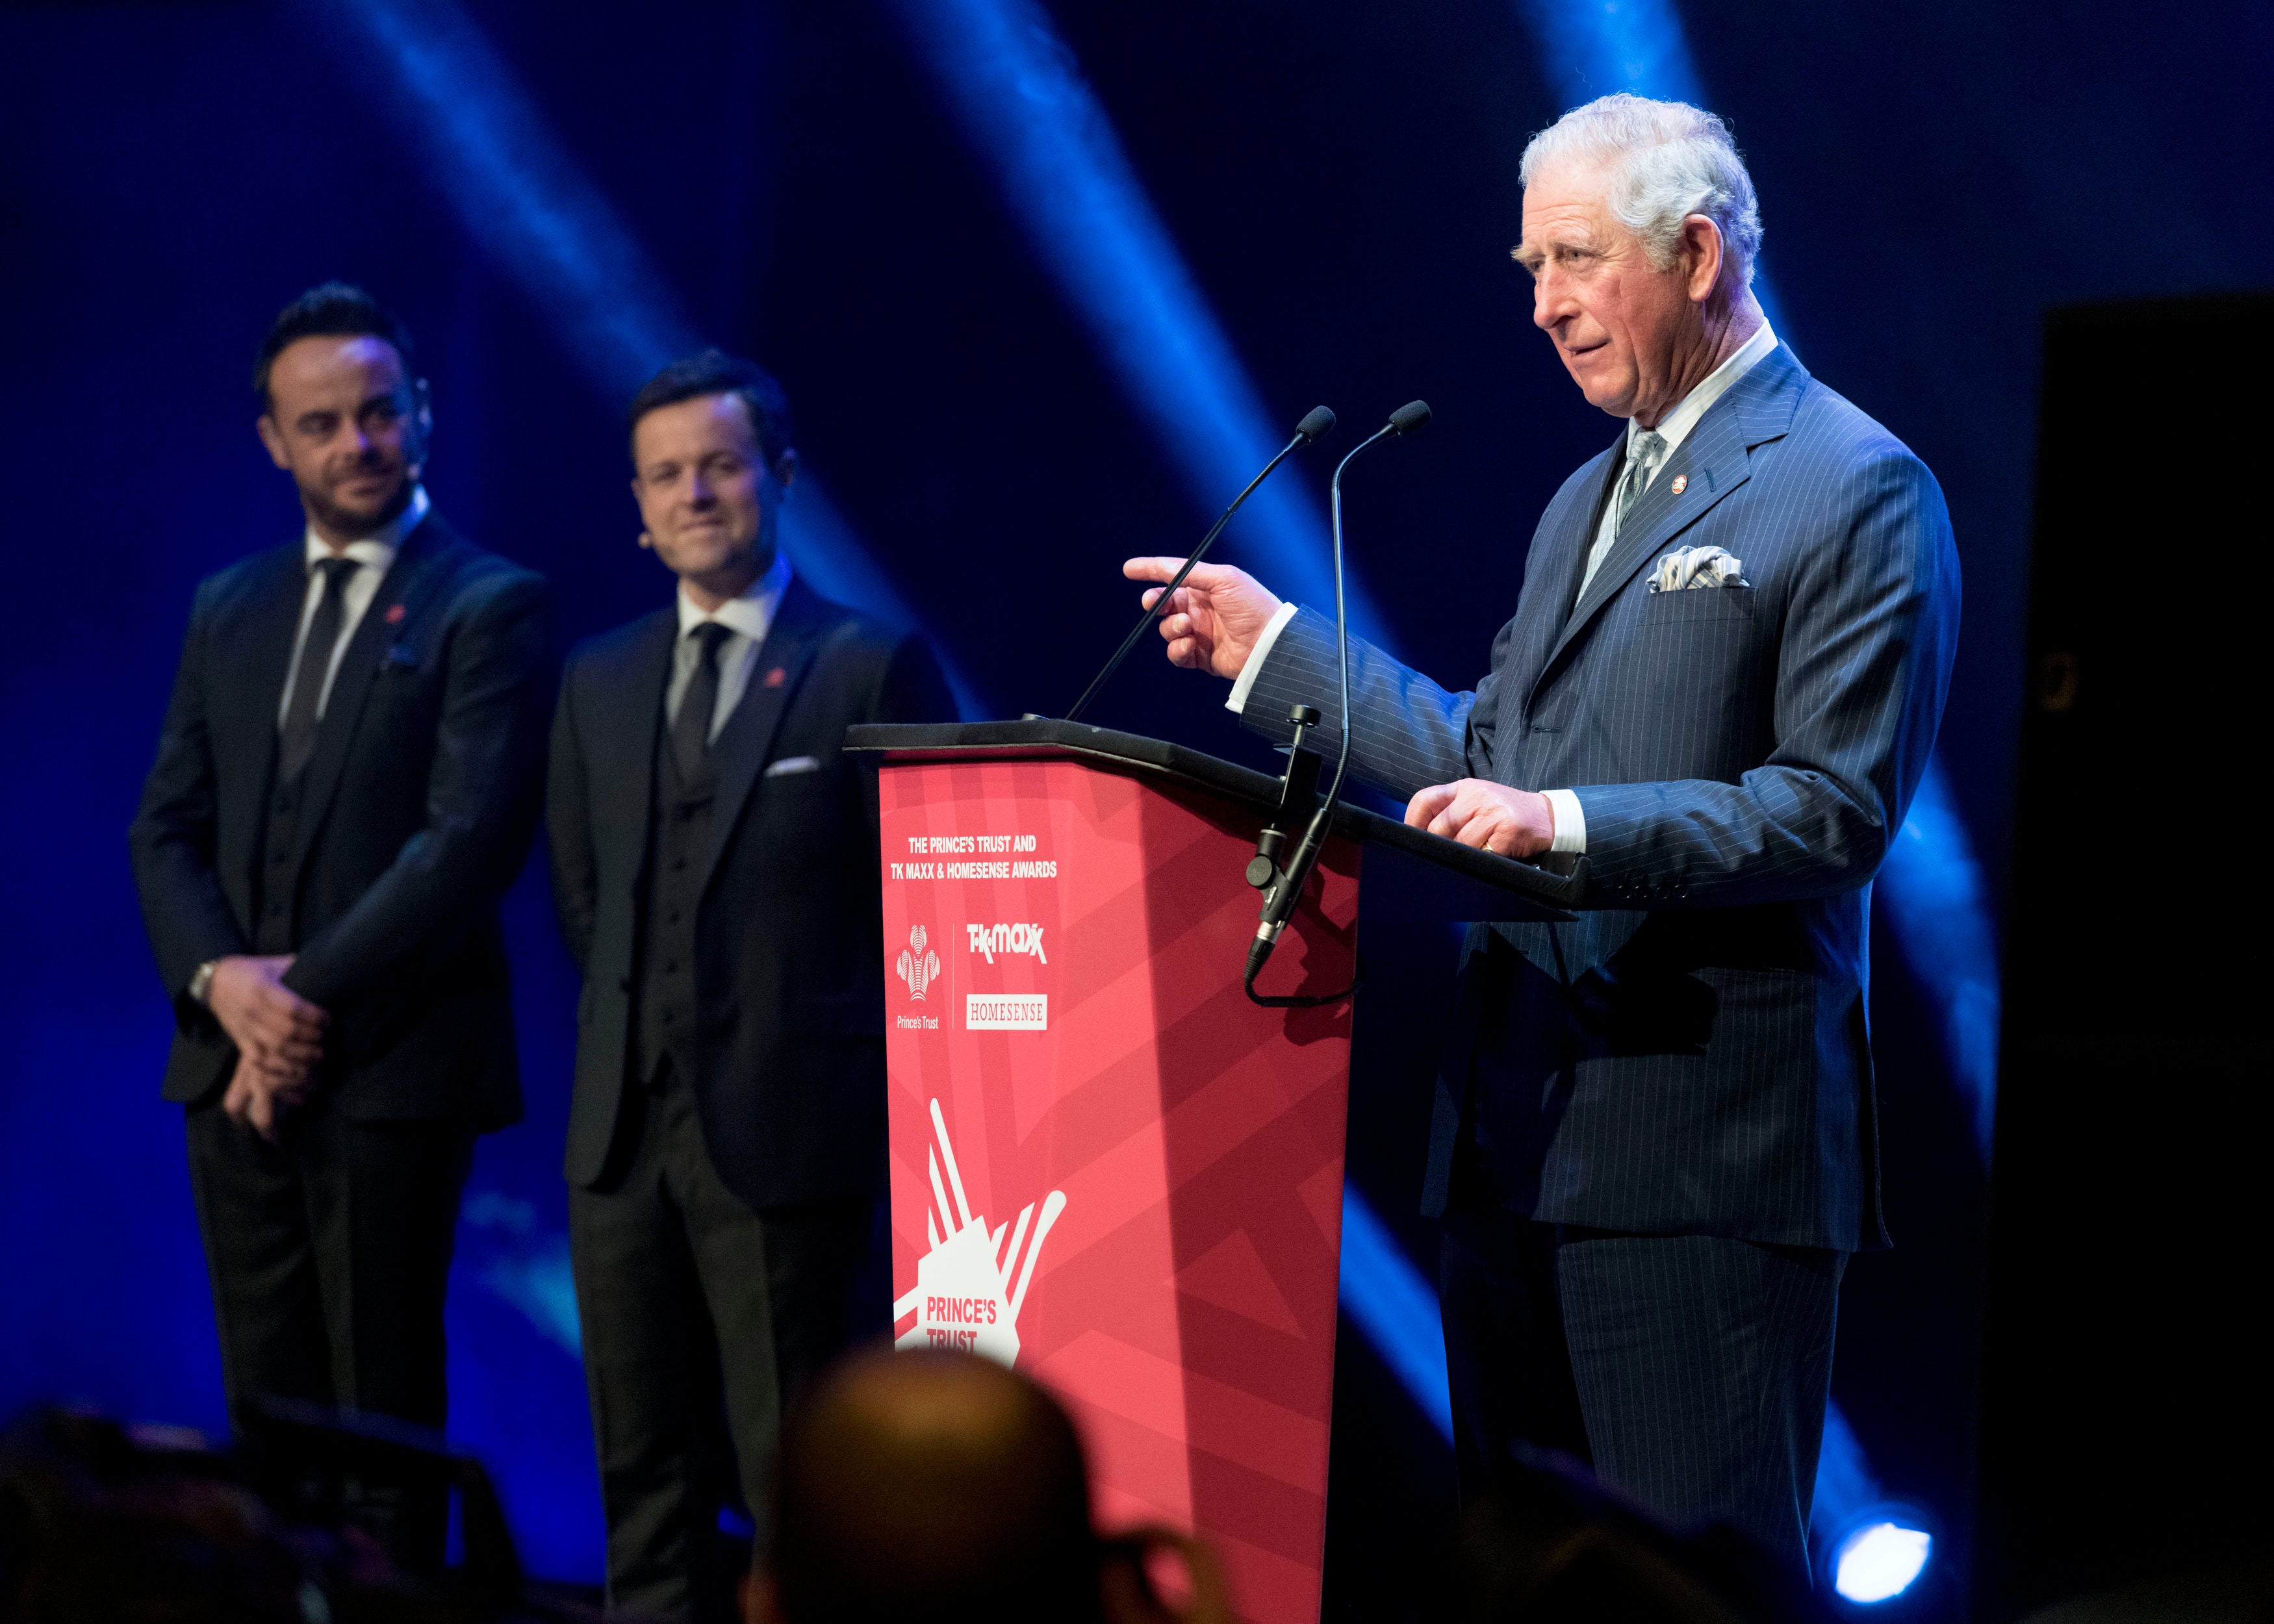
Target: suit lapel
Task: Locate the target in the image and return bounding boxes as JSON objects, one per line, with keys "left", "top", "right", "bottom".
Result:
{"left": 1502, "top": 437, "right": 1626, "bottom": 718}
{"left": 290, "top": 513, "right": 452, "bottom": 865}
{"left": 220, "top": 545, "right": 316, "bottom": 891}
{"left": 596, "top": 609, "right": 676, "bottom": 878}
{"left": 1531, "top": 344, "right": 1808, "bottom": 694}
{"left": 698, "top": 579, "right": 832, "bottom": 899}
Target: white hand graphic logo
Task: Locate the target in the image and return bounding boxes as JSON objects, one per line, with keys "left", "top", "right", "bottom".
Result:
{"left": 893, "top": 1098, "right": 1066, "bottom": 1367}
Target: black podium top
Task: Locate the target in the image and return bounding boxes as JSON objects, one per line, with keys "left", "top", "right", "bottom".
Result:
{"left": 846, "top": 719, "right": 1581, "bottom": 924}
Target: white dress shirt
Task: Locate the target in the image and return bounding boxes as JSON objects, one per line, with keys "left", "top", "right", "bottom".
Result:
{"left": 276, "top": 485, "right": 428, "bottom": 726}
{"left": 1229, "top": 324, "right": 1780, "bottom": 857}
{"left": 667, "top": 549, "right": 793, "bottom": 742}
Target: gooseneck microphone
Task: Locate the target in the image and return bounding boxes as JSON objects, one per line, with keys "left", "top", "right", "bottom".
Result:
{"left": 1246, "top": 400, "right": 1432, "bottom": 1006}
{"left": 1063, "top": 406, "right": 1336, "bottom": 722}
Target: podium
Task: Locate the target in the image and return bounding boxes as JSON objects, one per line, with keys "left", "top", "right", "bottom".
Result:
{"left": 847, "top": 720, "right": 1580, "bottom": 1623}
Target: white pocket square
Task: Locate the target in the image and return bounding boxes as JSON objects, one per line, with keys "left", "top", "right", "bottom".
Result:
{"left": 763, "top": 755, "right": 823, "bottom": 778}
{"left": 1647, "top": 544, "right": 1750, "bottom": 592}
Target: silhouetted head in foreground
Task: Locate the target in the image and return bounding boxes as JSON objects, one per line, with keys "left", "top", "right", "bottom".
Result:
{"left": 755, "top": 1350, "right": 1100, "bottom": 1624}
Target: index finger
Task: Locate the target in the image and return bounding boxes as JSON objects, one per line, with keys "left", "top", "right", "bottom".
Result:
{"left": 1405, "top": 783, "right": 1459, "bottom": 828}
{"left": 1123, "top": 556, "right": 1190, "bottom": 585}
{"left": 1122, "top": 557, "right": 1242, "bottom": 591}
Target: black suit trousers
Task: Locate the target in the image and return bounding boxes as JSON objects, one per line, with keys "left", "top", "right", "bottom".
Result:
{"left": 183, "top": 1095, "right": 474, "bottom": 1560}
{"left": 568, "top": 1062, "right": 882, "bottom": 1624}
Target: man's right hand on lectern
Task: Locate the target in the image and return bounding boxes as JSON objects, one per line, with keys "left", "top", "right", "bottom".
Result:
{"left": 1124, "top": 558, "right": 1283, "bottom": 681}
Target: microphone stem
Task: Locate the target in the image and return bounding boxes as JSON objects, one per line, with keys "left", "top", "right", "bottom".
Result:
{"left": 1064, "top": 429, "right": 1307, "bottom": 722}
{"left": 1255, "top": 424, "right": 1388, "bottom": 956}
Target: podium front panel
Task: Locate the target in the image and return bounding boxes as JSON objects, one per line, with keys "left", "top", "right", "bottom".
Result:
{"left": 879, "top": 754, "right": 1358, "bottom": 1624}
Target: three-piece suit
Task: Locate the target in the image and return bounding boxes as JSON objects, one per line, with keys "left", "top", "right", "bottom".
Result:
{"left": 546, "top": 573, "right": 951, "bottom": 1618}
{"left": 128, "top": 507, "right": 553, "bottom": 1553}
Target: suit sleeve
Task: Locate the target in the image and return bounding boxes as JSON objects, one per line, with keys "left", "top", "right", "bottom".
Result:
{"left": 282, "top": 570, "right": 557, "bottom": 1009}
{"left": 546, "top": 653, "right": 598, "bottom": 974}
{"left": 128, "top": 579, "right": 251, "bottom": 1026}
{"left": 1571, "top": 448, "right": 1961, "bottom": 906}
{"left": 1236, "top": 605, "right": 1522, "bottom": 798}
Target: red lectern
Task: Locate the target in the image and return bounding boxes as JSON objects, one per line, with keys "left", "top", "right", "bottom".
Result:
{"left": 847, "top": 721, "right": 1579, "bottom": 1624}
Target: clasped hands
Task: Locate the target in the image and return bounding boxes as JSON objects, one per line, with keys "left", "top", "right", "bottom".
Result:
{"left": 207, "top": 955, "right": 329, "bottom": 1142}
{"left": 1123, "top": 557, "right": 1555, "bottom": 861}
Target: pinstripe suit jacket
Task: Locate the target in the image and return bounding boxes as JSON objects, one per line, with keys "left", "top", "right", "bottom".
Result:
{"left": 1244, "top": 344, "right": 1958, "bottom": 1250}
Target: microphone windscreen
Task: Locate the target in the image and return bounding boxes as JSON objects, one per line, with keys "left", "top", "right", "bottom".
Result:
{"left": 1296, "top": 405, "right": 1336, "bottom": 442}
{"left": 1388, "top": 400, "right": 1433, "bottom": 436}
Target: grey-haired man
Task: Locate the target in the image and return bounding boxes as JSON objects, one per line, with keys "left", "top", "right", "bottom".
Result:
{"left": 1127, "top": 95, "right": 1959, "bottom": 1571}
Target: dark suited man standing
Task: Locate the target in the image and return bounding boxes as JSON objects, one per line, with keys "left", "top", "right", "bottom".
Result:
{"left": 128, "top": 285, "right": 552, "bottom": 1558}
{"left": 548, "top": 351, "right": 951, "bottom": 1621}
{"left": 1129, "top": 95, "right": 1960, "bottom": 1573}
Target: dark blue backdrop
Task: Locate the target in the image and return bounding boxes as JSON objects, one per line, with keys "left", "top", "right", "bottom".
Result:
{"left": 3, "top": 0, "right": 2267, "bottom": 1604}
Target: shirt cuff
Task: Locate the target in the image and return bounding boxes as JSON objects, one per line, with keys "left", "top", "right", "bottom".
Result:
{"left": 1225, "top": 600, "right": 1300, "bottom": 715}
{"left": 1542, "top": 788, "right": 1587, "bottom": 854}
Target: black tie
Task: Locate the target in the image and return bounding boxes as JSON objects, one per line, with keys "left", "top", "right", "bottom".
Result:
{"left": 672, "top": 622, "right": 734, "bottom": 780}
{"left": 279, "top": 557, "right": 357, "bottom": 783}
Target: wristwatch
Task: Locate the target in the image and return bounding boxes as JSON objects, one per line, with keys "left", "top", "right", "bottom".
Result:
{"left": 188, "top": 959, "right": 219, "bottom": 1007}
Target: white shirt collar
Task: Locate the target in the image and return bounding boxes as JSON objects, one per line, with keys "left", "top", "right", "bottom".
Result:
{"left": 1630, "top": 322, "right": 1778, "bottom": 459}
{"left": 676, "top": 548, "right": 793, "bottom": 645}
{"left": 303, "top": 483, "right": 428, "bottom": 572}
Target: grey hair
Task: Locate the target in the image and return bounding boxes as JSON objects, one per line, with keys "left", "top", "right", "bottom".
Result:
{"left": 1518, "top": 94, "right": 1763, "bottom": 290}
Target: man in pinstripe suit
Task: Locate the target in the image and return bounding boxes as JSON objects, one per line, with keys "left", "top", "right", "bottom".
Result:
{"left": 1127, "top": 94, "right": 1959, "bottom": 1572}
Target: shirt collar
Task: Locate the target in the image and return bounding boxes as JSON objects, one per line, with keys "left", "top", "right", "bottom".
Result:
{"left": 303, "top": 483, "right": 427, "bottom": 572}
{"left": 676, "top": 548, "right": 793, "bottom": 646}
{"left": 1629, "top": 322, "right": 1778, "bottom": 459}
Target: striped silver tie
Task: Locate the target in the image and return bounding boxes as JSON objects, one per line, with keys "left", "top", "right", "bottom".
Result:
{"left": 1618, "top": 429, "right": 1668, "bottom": 527}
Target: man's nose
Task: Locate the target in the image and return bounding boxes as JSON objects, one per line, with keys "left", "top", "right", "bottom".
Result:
{"left": 687, "top": 472, "right": 715, "bottom": 505}
{"left": 1532, "top": 270, "right": 1572, "bottom": 333}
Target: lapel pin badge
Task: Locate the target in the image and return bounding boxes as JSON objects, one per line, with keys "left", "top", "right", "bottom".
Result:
{"left": 763, "top": 666, "right": 787, "bottom": 689}
{"left": 384, "top": 603, "right": 407, "bottom": 624}
{"left": 1670, "top": 474, "right": 1689, "bottom": 495}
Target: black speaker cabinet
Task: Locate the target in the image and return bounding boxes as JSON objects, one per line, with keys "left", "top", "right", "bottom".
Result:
{"left": 1974, "top": 293, "right": 2271, "bottom": 1620}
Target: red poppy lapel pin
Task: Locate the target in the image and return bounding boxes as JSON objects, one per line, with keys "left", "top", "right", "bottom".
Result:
{"left": 384, "top": 603, "right": 407, "bottom": 625}
{"left": 763, "top": 666, "right": 787, "bottom": 689}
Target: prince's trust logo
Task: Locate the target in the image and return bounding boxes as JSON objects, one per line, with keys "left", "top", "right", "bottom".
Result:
{"left": 893, "top": 1098, "right": 1066, "bottom": 1367}
{"left": 895, "top": 924, "right": 940, "bottom": 1000}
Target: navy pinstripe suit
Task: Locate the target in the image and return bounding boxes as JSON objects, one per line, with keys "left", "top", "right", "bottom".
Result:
{"left": 1242, "top": 342, "right": 1959, "bottom": 1566}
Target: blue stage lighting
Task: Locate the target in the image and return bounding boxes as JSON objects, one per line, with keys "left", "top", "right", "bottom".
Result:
{"left": 307, "top": 0, "right": 985, "bottom": 717}
{"left": 1830, "top": 1507, "right": 1935, "bottom": 1604}
{"left": 1876, "top": 755, "right": 2001, "bottom": 1156}
{"left": 882, "top": 0, "right": 1384, "bottom": 641}
{"left": 1338, "top": 1186, "right": 1455, "bottom": 1440}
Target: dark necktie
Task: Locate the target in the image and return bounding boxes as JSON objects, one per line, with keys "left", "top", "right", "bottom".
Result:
{"left": 279, "top": 557, "right": 357, "bottom": 783}
{"left": 672, "top": 622, "right": 734, "bottom": 780}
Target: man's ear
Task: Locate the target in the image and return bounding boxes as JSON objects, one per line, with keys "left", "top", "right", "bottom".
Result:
{"left": 255, "top": 412, "right": 292, "bottom": 471}
{"left": 771, "top": 447, "right": 798, "bottom": 493}
{"left": 1683, "top": 214, "right": 1725, "bottom": 306}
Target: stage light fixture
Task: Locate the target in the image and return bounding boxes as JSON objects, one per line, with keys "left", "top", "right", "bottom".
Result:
{"left": 1830, "top": 1507, "right": 1934, "bottom": 1605}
